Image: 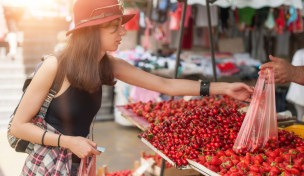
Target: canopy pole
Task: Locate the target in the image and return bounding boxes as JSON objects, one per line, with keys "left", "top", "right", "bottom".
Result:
{"left": 206, "top": 0, "right": 217, "bottom": 81}
{"left": 173, "top": 0, "right": 188, "bottom": 79}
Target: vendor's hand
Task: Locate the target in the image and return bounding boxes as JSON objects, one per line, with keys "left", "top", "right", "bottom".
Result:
{"left": 225, "top": 83, "right": 254, "bottom": 102}
{"left": 64, "top": 136, "right": 101, "bottom": 159}
{"left": 259, "top": 55, "right": 295, "bottom": 84}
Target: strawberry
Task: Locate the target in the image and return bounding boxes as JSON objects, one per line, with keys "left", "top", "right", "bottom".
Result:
{"left": 283, "top": 171, "right": 292, "bottom": 176}
{"left": 216, "top": 150, "right": 226, "bottom": 157}
{"left": 270, "top": 166, "right": 281, "bottom": 174}
{"left": 290, "top": 168, "right": 300, "bottom": 175}
{"left": 283, "top": 161, "right": 290, "bottom": 167}
{"left": 274, "top": 157, "right": 283, "bottom": 163}
{"left": 264, "top": 165, "right": 272, "bottom": 172}
{"left": 262, "top": 162, "right": 272, "bottom": 172}
{"left": 225, "top": 149, "right": 234, "bottom": 157}
{"left": 294, "top": 158, "right": 304, "bottom": 166}
{"left": 247, "top": 171, "right": 262, "bottom": 176}
{"left": 210, "top": 156, "right": 222, "bottom": 166}
{"left": 229, "top": 167, "right": 239, "bottom": 173}
{"left": 254, "top": 154, "right": 265, "bottom": 164}
{"left": 219, "top": 169, "right": 227, "bottom": 175}
{"left": 232, "top": 159, "right": 239, "bottom": 166}
{"left": 269, "top": 171, "right": 279, "bottom": 176}
{"left": 296, "top": 146, "right": 304, "bottom": 152}
{"left": 266, "top": 157, "right": 275, "bottom": 163}
{"left": 266, "top": 150, "right": 278, "bottom": 158}
{"left": 231, "top": 154, "right": 240, "bottom": 160}
{"left": 289, "top": 149, "right": 299, "bottom": 154}
{"left": 282, "top": 153, "right": 292, "bottom": 162}
{"left": 230, "top": 173, "right": 242, "bottom": 176}
{"left": 250, "top": 165, "right": 260, "bottom": 173}
{"left": 236, "top": 162, "right": 248, "bottom": 171}
{"left": 297, "top": 153, "right": 304, "bottom": 159}
{"left": 221, "top": 159, "right": 233, "bottom": 170}
{"left": 198, "top": 155, "right": 206, "bottom": 163}
{"left": 279, "top": 163, "right": 285, "bottom": 169}
{"left": 207, "top": 165, "right": 219, "bottom": 173}
{"left": 263, "top": 162, "right": 270, "bottom": 167}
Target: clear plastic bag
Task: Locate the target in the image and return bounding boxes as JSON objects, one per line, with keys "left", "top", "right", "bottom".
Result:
{"left": 233, "top": 68, "right": 278, "bottom": 153}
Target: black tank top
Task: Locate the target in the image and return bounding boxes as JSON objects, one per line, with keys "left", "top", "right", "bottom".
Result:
{"left": 45, "top": 86, "right": 102, "bottom": 137}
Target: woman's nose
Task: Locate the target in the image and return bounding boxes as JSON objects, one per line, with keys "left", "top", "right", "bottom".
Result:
{"left": 119, "top": 25, "right": 126, "bottom": 36}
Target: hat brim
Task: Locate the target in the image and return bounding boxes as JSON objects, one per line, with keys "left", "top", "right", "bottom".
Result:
{"left": 66, "top": 13, "right": 136, "bottom": 36}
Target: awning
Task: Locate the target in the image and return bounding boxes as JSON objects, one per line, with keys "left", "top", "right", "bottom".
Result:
{"left": 170, "top": 0, "right": 303, "bottom": 9}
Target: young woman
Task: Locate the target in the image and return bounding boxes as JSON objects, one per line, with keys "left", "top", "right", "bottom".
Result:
{"left": 10, "top": 0, "right": 253, "bottom": 175}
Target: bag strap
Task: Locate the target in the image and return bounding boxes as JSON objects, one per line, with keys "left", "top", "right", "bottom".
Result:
{"left": 35, "top": 56, "right": 64, "bottom": 125}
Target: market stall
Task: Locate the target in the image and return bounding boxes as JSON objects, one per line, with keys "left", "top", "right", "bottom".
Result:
{"left": 115, "top": 0, "right": 304, "bottom": 175}
{"left": 118, "top": 96, "right": 304, "bottom": 176}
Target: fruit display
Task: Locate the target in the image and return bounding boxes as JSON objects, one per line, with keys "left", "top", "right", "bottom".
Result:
{"left": 124, "top": 95, "right": 248, "bottom": 123}
{"left": 122, "top": 96, "right": 304, "bottom": 175}
{"left": 105, "top": 170, "right": 133, "bottom": 176}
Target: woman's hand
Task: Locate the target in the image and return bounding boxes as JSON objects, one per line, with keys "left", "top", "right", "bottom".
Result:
{"left": 225, "top": 83, "right": 254, "bottom": 102}
{"left": 63, "top": 136, "right": 101, "bottom": 159}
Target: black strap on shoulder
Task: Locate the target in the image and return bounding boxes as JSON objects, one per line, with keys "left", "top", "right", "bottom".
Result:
{"left": 12, "top": 54, "right": 64, "bottom": 116}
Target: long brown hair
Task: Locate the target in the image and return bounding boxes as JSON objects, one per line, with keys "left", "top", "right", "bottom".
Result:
{"left": 54, "top": 25, "right": 115, "bottom": 92}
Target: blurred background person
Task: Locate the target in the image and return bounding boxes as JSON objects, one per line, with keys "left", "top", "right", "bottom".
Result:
{"left": 2, "top": 0, "right": 24, "bottom": 60}
{"left": 286, "top": 50, "right": 304, "bottom": 121}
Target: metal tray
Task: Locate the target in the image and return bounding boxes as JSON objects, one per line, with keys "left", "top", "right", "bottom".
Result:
{"left": 116, "top": 105, "right": 150, "bottom": 131}
{"left": 186, "top": 159, "right": 220, "bottom": 176}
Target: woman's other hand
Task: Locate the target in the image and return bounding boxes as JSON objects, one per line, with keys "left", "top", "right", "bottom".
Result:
{"left": 62, "top": 136, "right": 101, "bottom": 159}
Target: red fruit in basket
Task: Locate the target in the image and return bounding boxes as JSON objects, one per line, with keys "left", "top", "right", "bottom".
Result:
{"left": 182, "top": 159, "right": 188, "bottom": 165}
{"left": 270, "top": 166, "right": 281, "bottom": 174}
{"left": 269, "top": 171, "right": 279, "bottom": 176}
{"left": 282, "top": 153, "right": 292, "bottom": 161}
{"left": 216, "top": 150, "right": 226, "bottom": 157}
{"left": 290, "top": 168, "right": 300, "bottom": 175}
{"left": 135, "top": 109, "right": 142, "bottom": 116}
{"left": 230, "top": 172, "right": 242, "bottom": 176}
{"left": 274, "top": 157, "right": 283, "bottom": 163}
{"left": 225, "top": 149, "right": 234, "bottom": 157}
{"left": 229, "top": 167, "right": 239, "bottom": 173}
{"left": 231, "top": 154, "right": 240, "bottom": 161}
{"left": 254, "top": 154, "right": 265, "bottom": 164}
{"left": 210, "top": 156, "right": 222, "bottom": 166}
{"left": 264, "top": 165, "right": 272, "bottom": 172}
{"left": 297, "top": 152, "right": 304, "bottom": 159}
{"left": 294, "top": 158, "right": 304, "bottom": 166}
{"left": 279, "top": 163, "right": 285, "bottom": 170}
{"left": 208, "top": 165, "right": 220, "bottom": 173}
{"left": 236, "top": 162, "right": 248, "bottom": 171}
{"left": 266, "top": 157, "right": 275, "bottom": 163}
{"left": 222, "top": 159, "right": 233, "bottom": 170}
{"left": 232, "top": 159, "right": 239, "bottom": 166}
{"left": 219, "top": 169, "right": 227, "bottom": 175}
{"left": 266, "top": 150, "right": 278, "bottom": 158}
{"left": 250, "top": 165, "right": 260, "bottom": 173}
{"left": 296, "top": 146, "right": 304, "bottom": 152}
